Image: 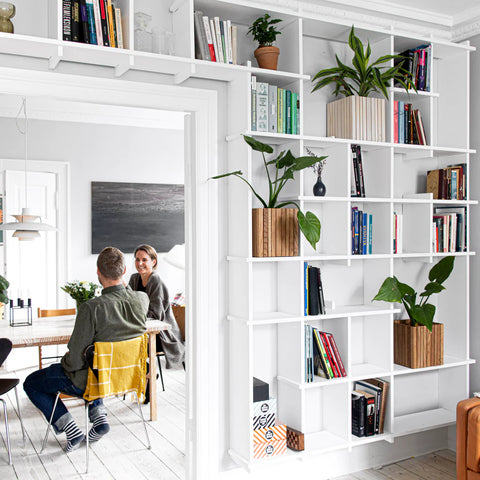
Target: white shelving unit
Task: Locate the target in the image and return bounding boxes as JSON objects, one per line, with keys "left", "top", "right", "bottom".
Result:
{"left": 0, "top": 0, "right": 475, "bottom": 474}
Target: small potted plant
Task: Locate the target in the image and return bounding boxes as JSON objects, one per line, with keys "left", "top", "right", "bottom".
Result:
{"left": 211, "top": 135, "right": 324, "bottom": 256}
{"left": 372, "top": 256, "right": 454, "bottom": 368}
{"left": 247, "top": 13, "right": 282, "bottom": 70}
{"left": 311, "top": 25, "right": 415, "bottom": 142}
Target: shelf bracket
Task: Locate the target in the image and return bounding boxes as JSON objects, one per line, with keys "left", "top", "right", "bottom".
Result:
{"left": 48, "top": 46, "right": 63, "bottom": 70}
{"left": 169, "top": 0, "right": 184, "bottom": 13}
{"left": 114, "top": 56, "right": 134, "bottom": 77}
{"left": 225, "top": 133, "right": 242, "bottom": 142}
{"left": 174, "top": 64, "right": 195, "bottom": 85}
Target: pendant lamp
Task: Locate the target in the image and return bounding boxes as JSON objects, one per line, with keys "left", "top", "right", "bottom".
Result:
{"left": 0, "top": 98, "right": 56, "bottom": 240}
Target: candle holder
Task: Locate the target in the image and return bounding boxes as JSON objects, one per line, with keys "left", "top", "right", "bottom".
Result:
{"left": 9, "top": 297, "right": 32, "bottom": 326}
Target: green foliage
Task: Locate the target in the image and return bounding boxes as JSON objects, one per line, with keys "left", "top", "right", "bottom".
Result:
{"left": 312, "top": 25, "right": 415, "bottom": 99}
{"left": 247, "top": 14, "right": 282, "bottom": 47}
{"left": 372, "top": 256, "right": 455, "bottom": 331}
{"left": 61, "top": 280, "right": 102, "bottom": 305}
{"left": 211, "top": 135, "right": 324, "bottom": 250}
{"left": 0, "top": 274, "right": 9, "bottom": 304}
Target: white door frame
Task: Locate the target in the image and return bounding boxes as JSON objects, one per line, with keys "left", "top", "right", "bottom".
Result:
{"left": 0, "top": 66, "right": 219, "bottom": 480}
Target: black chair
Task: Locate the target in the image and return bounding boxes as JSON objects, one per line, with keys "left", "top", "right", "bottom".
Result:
{"left": 0, "top": 338, "right": 26, "bottom": 465}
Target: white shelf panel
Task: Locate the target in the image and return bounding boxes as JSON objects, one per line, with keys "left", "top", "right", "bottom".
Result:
{"left": 299, "top": 196, "right": 478, "bottom": 205}
{"left": 350, "top": 433, "right": 394, "bottom": 446}
{"left": 393, "top": 356, "right": 475, "bottom": 375}
{"left": 394, "top": 408, "right": 455, "bottom": 437}
{"left": 350, "top": 363, "right": 391, "bottom": 379}
{"left": 391, "top": 87, "right": 439, "bottom": 98}
{"left": 228, "top": 447, "right": 299, "bottom": 470}
{"left": 304, "top": 431, "right": 348, "bottom": 454}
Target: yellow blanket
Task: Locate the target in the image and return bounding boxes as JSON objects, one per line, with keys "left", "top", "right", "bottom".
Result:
{"left": 83, "top": 334, "right": 147, "bottom": 402}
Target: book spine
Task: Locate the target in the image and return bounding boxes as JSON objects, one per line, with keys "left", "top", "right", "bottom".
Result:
{"left": 356, "top": 145, "right": 365, "bottom": 197}
{"left": 352, "top": 395, "right": 366, "bottom": 437}
{"left": 268, "top": 85, "right": 278, "bottom": 133}
{"left": 213, "top": 17, "right": 224, "bottom": 63}
{"left": 368, "top": 214, "right": 373, "bottom": 255}
{"left": 307, "top": 266, "right": 320, "bottom": 316}
{"left": 79, "top": 0, "right": 90, "bottom": 44}
{"left": 277, "top": 88, "right": 284, "bottom": 133}
{"left": 220, "top": 20, "right": 227, "bottom": 63}
{"left": 327, "top": 333, "right": 346, "bottom": 376}
{"left": 365, "top": 396, "right": 376, "bottom": 436}
{"left": 98, "top": 0, "right": 109, "bottom": 46}
{"left": 251, "top": 75, "right": 257, "bottom": 131}
{"left": 351, "top": 145, "right": 361, "bottom": 197}
{"left": 282, "top": 89, "right": 287, "bottom": 133}
{"left": 92, "top": 0, "right": 102, "bottom": 46}
{"left": 312, "top": 328, "right": 332, "bottom": 379}
{"left": 226, "top": 20, "right": 233, "bottom": 64}
{"left": 304, "top": 262, "right": 308, "bottom": 316}
{"left": 398, "top": 101, "right": 405, "bottom": 143}
{"left": 320, "top": 331, "right": 340, "bottom": 377}
{"left": 203, "top": 16, "right": 216, "bottom": 62}
{"left": 85, "top": 0, "right": 97, "bottom": 44}
{"left": 256, "top": 82, "right": 269, "bottom": 133}
{"left": 362, "top": 212, "right": 367, "bottom": 255}
{"left": 209, "top": 19, "right": 219, "bottom": 62}
{"left": 316, "top": 267, "right": 325, "bottom": 315}
{"left": 417, "top": 48, "right": 426, "bottom": 91}
{"left": 194, "top": 11, "right": 209, "bottom": 60}
{"left": 292, "top": 92, "right": 298, "bottom": 135}
{"left": 109, "top": 0, "right": 117, "bottom": 47}
{"left": 114, "top": 7, "right": 123, "bottom": 49}
{"left": 393, "top": 100, "right": 398, "bottom": 143}
{"left": 63, "top": 0, "right": 72, "bottom": 41}
{"left": 286, "top": 90, "right": 292, "bottom": 134}
{"left": 71, "top": 0, "right": 82, "bottom": 42}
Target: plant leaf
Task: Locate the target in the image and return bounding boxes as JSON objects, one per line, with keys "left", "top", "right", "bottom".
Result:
{"left": 420, "top": 282, "right": 445, "bottom": 297}
{"left": 293, "top": 156, "right": 326, "bottom": 171}
{"left": 297, "top": 210, "right": 320, "bottom": 250}
{"left": 210, "top": 170, "right": 242, "bottom": 180}
{"left": 410, "top": 304, "right": 435, "bottom": 331}
{"left": 372, "top": 276, "right": 403, "bottom": 303}
{"left": 243, "top": 135, "right": 273, "bottom": 154}
{"left": 277, "top": 150, "right": 296, "bottom": 168}
{"left": 0, "top": 275, "right": 9, "bottom": 291}
{"left": 428, "top": 256, "right": 454, "bottom": 284}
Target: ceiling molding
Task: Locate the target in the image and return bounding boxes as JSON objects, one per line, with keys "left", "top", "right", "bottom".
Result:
{"left": 452, "top": 20, "right": 480, "bottom": 42}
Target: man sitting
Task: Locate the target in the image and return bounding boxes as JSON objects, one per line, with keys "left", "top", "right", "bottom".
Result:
{"left": 24, "top": 246, "right": 148, "bottom": 452}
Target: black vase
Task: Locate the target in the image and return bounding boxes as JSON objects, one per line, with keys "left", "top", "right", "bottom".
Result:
{"left": 313, "top": 176, "right": 326, "bottom": 196}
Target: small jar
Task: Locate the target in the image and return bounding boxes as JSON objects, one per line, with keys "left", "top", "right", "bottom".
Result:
{"left": 0, "top": 2, "right": 15, "bottom": 34}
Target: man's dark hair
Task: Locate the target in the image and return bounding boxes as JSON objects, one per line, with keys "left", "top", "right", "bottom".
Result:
{"left": 97, "top": 247, "right": 125, "bottom": 280}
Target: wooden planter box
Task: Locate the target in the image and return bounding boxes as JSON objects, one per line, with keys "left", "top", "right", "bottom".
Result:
{"left": 394, "top": 320, "right": 444, "bottom": 368}
{"left": 327, "top": 96, "right": 385, "bottom": 142}
{"left": 252, "top": 208, "right": 298, "bottom": 257}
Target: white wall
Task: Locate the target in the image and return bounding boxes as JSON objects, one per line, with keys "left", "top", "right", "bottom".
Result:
{"left": 0, "top": 113, "right": 185, "bottom": 304}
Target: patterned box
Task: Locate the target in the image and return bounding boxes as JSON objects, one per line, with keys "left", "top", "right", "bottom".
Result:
{"left": 286, "top": 426, "right": 305, "bottom": 451}
{"left": 253, "top": 424, "right": 287, "bottom": 459}
{"left": 253, "top": 399, "right": 276, "bottom": 430}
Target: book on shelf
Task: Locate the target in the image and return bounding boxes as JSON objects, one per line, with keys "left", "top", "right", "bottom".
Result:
{"left": 355, "top": 389, "right": 376, "bottom": 436}
{"left": 426, "top": 164, "right": 466, "bottom": 200}
{"left": 352, "top": 392, "right": 366, "bottom": 437}
{"left": 433, "top": 206, "right": 467, "bottom": 252}
{"left": 364, "top": 378, "right": 389, "bottom": 434}
{"left": 63, "top": 0, "right": 72, "bottom": 41}
{"left": 351, "top": 145, "right": 365, "bottom": 197}
{"left": 106, "top": 0, "right": 115, "bottom": 47}
{"left": 393, "top": 212, "right": 403, "bottom": 254}
{"left": 85, "top": 0, "right": 97, "bottom": 44}
{"left": 202, "top": 16, "right": 216, "bottom": 62}
{"left": 256, "top": 82, "right": 269, "bottom": 132}
{"left": 268, "top": 85, "right": 278, "bottom": 133}
{"left": 312, "top": 327, "right": 334, "bottom": 379}
{"left": 395, "top": 44, "right": 431, "bottom": 92}
{"left": 355, "top": 380, "right": 382, "bottom": 434}
{"left": 251, "top": 76, "right": 257, "bottom": 131}
{"left": 194, "top": 11, "right": 210, "bottom": 61}
{"left": 325, "top": 332, "right": 346, "bottom": 376}
{"left": 92, "top": 0, "right": 102, "bottom": 46}
{"left": 304, "top": 264, "right": 326, "bottom": 315}
{"left": 351, "top": 207, "right": 373, "bottom": 255}
{"left": 320, "top": 331, "right": 340, "bottom": 377}
{"left": 114, "top": 7, "right": 123, "bottom": 49}
{"left": 72, "top": 0, "right": 82, "bottom": 42}
{"left": 98, "top": 0, "right": 110, "bottom": 46}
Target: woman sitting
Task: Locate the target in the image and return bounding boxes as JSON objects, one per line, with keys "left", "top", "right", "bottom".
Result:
{"left": 128, "top": 244, "right": 185, "bottom": 372}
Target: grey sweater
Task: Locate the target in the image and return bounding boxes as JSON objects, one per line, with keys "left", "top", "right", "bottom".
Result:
{"left": 61, "top": 284, "right": 149, "bottom": 390}
{"left": 129, "top": 272, "right": 185, "bottom": 368}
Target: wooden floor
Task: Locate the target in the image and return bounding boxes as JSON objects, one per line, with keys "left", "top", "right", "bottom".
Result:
{"left": 0, "top": 365, "right": 457, "bottom": 480}
{"left": 0, "top": 361, "right": 186, "bottom": 479}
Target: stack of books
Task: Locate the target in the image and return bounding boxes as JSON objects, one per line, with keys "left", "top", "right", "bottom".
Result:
{"left": 426, "top": 164, "right": 466, "bottom": 200}
{"left": 352, "top": 207, "right": 373, "bottom": 255}
{"left": 251, "top": 77, "right": 299, "bottom": 134}
{"left": 305, "top": 325, "right": 346, "bottom": 382}
{"left": 395, "top": 44, "right": 431, "bottom": 92}
{"left": 352, "top": 378, "right": 389, "bottom": 437}
{"left": 63, "top": 0, "right": 124, "bottom": 47}
{"left": 194, "top": 11, "right": 237, "bottom": 64}
{"left": 393, "top": 101, "right": 427, "bottom": 145}
{"left": 433, "top": 206, "right": 467, "bottom": 252}
{"left": 351, "top": 145, "right": 365, "bottom": 197}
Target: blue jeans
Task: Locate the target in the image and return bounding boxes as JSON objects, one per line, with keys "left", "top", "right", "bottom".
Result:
{"left": 23, "top": 363, "right": 105, "bottom": 434}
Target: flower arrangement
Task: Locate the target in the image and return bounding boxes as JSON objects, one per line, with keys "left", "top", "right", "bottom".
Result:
{"left": 61, "top": 281, "right": 101, "bottom": 307}
{"left": 306, "top": 147, "right": 327, "bottom": 178}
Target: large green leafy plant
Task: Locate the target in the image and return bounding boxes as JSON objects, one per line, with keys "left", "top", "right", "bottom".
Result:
{"left": 0, "top": 274, "right": 9, "bottom": 304}
{"left": 372, "top": 256, "right": 454, "bottom": 331}
{"left": 211, "top": 135, "right": 324, "bottom": 250}
{"left": 247, "top": 14, "right": 282, "bottom": 47}
{"left": 312, "top": 26, "right": 415, "bottom": 99}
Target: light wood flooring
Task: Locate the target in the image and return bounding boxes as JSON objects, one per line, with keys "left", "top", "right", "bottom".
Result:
{"left": 0, "top": 365, "right": 457, "bottom": 479}
{"left": 0, "top": 361, "right": 186, "bottom": 479}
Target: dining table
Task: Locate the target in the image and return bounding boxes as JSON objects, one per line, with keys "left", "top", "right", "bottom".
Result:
{"left": 0, "top": 315, "right": 169, "bottom": 421}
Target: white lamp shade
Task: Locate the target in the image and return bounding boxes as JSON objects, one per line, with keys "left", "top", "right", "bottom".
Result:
{"left": 0, "top": 208, "right": 56, "bottom": 231}
{"left": 12, "top": 230, "right": 41, "bottom": 240}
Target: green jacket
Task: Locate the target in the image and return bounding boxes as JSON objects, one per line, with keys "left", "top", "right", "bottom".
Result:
{"left": 61, "top": 284, "right": 148, "bottom": 390}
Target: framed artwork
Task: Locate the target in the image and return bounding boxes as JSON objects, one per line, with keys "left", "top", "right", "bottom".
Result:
{"left": 91, "top": 181, "right": 184, "bottom": 254}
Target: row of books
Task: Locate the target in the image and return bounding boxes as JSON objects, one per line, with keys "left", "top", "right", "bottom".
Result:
{"left": 395, "top": 44, "right": 431, "bottom": 92}
{"left": 352, "top": 378, "right": 389, "bottom": 437}
{"left": 393, "top": 102, "right": 427, "bottom": 145}
{"left": 426, "top": 165, "right": 467, "bottom": 200}
{"left": 63, "top": 0, "right": 123, "bottom": 48}
{"left": 305, "top": 325, "right": 346, "bottom": 382}
{"left": 393, "top": 212, "right": 403, "bottom": 254}
{"left": 351, "top": 145, "right": 365, "bottom": 197}
{"left": 172, "top": 292, "right": 185, "bottom": 307}
{"left": 251, "top": 78, "right": 299, "bottom": 134}
{"left": 352, "top": 208, "right": 373, "bottom": 255}
{"left": 194, "top": 11, "right": 238, "bottom": 64}
{"left": 304, "top": 263, "right": 325, "bottom": 316}
{"left": 433, "top": 206, "right": 467, "bottom": 253}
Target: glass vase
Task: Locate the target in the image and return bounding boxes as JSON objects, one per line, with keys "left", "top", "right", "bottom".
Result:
{"left": 0, "top": 2, "right": 15, "bottom": 34}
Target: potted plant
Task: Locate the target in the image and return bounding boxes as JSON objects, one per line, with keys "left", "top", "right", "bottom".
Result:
{"left": 311, "top": 25, "right": 415, "bottom": 142}
{"left": 248, "top": 13, "right": 282, "bottom": 70}
{"left": 211, "top": 135, "right": 324, "bottom": 256}
{"left": 372, "top": 256, "right": 454, "bottom": 368}
{"left": 0, "top": 274, "right": 8, "bottom": 320}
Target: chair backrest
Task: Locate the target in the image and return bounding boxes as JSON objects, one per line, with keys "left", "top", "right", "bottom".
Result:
{"left": 0, "top": 338, "right": 13, "bottom": 367}
{"left": 38, "top": 308, "right": 76, "bottom": 318}
{"left": 83, "top": 334, "right": 148, "bottom": 402}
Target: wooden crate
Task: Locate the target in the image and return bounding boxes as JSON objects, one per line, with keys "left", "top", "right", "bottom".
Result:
{"left": 252, "top": 208, "right": 299, "bottom": 257}
{"left": 393, "top": 320, "right": 444, "bottom": 368}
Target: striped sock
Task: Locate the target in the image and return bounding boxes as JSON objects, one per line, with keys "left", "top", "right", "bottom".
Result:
{"left": 63, "top": 419, "right": 85, "bottom": 452}
{"left": 88, "top": 415, "right": 110, "bottom": 443}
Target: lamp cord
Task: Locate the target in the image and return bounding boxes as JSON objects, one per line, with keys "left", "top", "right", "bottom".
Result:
{"left": 15, "top": 97, "right": 28, "bottom": 216}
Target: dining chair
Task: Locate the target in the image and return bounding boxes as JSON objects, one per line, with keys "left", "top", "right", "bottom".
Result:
{"left": 40, "top": 334, "right": 151, "bottom": 473}
{"left": 37, "top": 308, "right": 76, "bottom": 369}
{"left": 0, "top": 338, "right": 26, "bottom": 465}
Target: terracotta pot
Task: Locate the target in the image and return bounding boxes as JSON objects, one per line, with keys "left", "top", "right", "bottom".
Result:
{"left": 254, "top": 46, "right": 280, "bottom": 70}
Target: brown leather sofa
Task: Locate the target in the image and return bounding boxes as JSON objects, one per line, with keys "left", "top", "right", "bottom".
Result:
{"left": 457, "top": 398, "right": 480, "bottom": 480}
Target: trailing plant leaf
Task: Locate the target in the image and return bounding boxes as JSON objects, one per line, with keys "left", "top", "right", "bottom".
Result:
{"left": 210, "top": 135, "right": 324, "bottom": 250}
{"left": 372, "top": 257, "right": 454, "bottom": 331}
{"left": 312, "top": 25, "right": 416, "bottom": 99}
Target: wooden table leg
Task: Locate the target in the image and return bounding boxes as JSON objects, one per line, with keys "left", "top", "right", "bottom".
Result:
{"left": 148, "top": 332, "right": 157, "bottom": 421}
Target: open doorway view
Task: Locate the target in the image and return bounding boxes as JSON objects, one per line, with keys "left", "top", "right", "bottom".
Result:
{"left": 0, "top": 94, "right": 187, "bottom": 479}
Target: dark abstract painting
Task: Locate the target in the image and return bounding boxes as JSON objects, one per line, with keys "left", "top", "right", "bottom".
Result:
{"left": 91, "top": 182, "right": 184, "bottom": 254}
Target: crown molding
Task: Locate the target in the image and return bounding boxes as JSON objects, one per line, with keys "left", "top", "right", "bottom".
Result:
{"left": 452, "top": 20, "right": 480, "bottom": 42}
